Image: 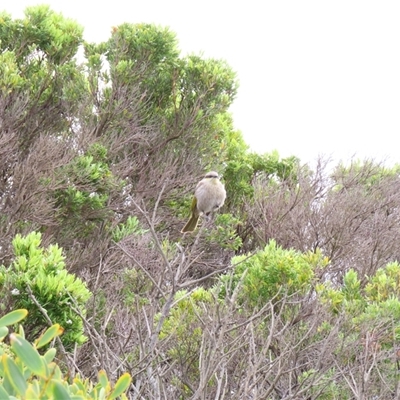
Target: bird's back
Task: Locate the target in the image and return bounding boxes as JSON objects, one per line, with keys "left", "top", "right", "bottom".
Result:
{"left": 195, "top": 177, "right": 226, "bottom": 214}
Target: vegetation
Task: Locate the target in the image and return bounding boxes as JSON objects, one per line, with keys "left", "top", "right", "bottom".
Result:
{"left": 1, "top": 5, "right": 400, "bottom": 399}
{"left": 0, "top": 309, "right": 131, "bottom": 399}
{"left": 0, "top": 232, "right": 90, "bottom": 350}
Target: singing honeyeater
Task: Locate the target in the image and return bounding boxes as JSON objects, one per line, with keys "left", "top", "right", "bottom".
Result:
{"left": 181, "top": 171, "right": 226, "bottom": 233}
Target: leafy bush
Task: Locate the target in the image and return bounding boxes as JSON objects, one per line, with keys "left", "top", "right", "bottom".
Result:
{"left": 221, "top": 239, "right": 327, "bottom": 308}
{"left": 318, "top": 266, "right": 400, "bottom": 363}
{"left": 54, "top": 144, "right": 120, "bottom": 238}
{"left": 112, "top": 216, "right": 148, "bottom": 242}
{"left": 0, "top": 232, "right": 91, "bottom": 349}
{"left": 157, "top": 288, "right": 213, "bottom": 389}
{"left": 0, "top": 309, "right": 131, "bottom": 399}
{"left": 205, "top": 213, "right": 242, "bottom": 251}
{"left": 365, "top": 262, "right": 400, "bottom": 302}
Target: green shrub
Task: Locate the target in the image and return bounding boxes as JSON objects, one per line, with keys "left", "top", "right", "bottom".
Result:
{"left": 0, "top": 232, "right": 91, "bottom": 350}
{"left": 0, "top": 309, "right": 131, "bottom": 399}
{"left": 221, "top": 240, "right": 328, "bottom": 308}
{"left": 157, "top": 288, "right": 213, "bottom": 388}
{"left": 111, "top": 216, "right": 148, "bottom": 242}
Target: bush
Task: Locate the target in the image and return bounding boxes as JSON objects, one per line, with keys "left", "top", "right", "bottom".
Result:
{"left": 221, "top": 239, "right": 328, "bottom": 308}
{"left": 0, "top": 309, "right": 131, "bottom": 399}
{"left": 0, "top": 232, "right": 91, "bottom": 349}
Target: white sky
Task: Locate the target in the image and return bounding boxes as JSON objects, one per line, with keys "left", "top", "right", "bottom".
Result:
{"left": 5, "top": 1, "right": 400, "bottom": 165}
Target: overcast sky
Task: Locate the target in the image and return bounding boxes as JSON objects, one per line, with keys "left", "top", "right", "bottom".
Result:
{"left": 5, "top": 1, "right": 400, "bottom": 165}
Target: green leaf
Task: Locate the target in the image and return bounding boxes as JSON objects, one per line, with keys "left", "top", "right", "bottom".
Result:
{"left": 110, "top": 373, "right": 132, "bottom": 399}
{"left": 98, "top": 370, "right": 109, "bottom": 389}
{"left": 98, "top": 387, "right": 106, "bottom": 400}
{"left": 25, "top": 382, "right": 40, "bottom": 399}
{"left": 35, "top": 324, "right": 64, "bottom": 349}
{"left": 70, "top": 395, "right": 87, "bottom": 400}
{"left": 0, "top": 326, "right": 9, "bottom": 341}
{"left": 2, "top": 355, "right": 27, "bottom": 396}
{"left": 71, "top": 377, "right": 86, "bottom": 393}
{"left": 48, "top": 362, "right": 63, "bottom": 380}
{"left": 10, "top": 334, "right": 46, "bottom": 376}
{"left": 50, "top": 380, "right": 71, "bottom": 400}
{"left": 0, "top": 310, "right": 28, "bottom": 328}
{"left": 18, "top": 324, "right": 25, "bottom": 338}
{"left": 43, "top": 348, "right": 57, "bottom": 364}
{"left": 0, "top": 384, "right": 10, "bottom": 399}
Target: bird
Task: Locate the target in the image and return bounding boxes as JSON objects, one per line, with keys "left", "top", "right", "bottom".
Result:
{"left": 181, "top": 171, "right": 226, "bottom": 233}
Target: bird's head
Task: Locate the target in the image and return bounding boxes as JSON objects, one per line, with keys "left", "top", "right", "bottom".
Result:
{"left": 204, "top": 171, "right": 220, "bottom": 179}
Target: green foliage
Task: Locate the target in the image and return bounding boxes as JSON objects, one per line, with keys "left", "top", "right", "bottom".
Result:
{"left": 205, "top": 213, "right": 242, "bottom": 251}
{"left": 106, "top": 23, "right": 179, "bottom": 110}
{"left": 0, "top": 309, "right": 131, "bottom": 399}
{"left": 178, "top": 54, "right": 237, "bottom": 112}
{"left": 0, "top": 232, "right": 91, "bottom": 349}
{"left": 299, "top": 368, "right": 350, "bottom": 399}
{"left": 318, "top": 265, "right": 400, "bottom": 358}
{"left": 105, "top": 22, "right": 239, "bottom": 172}
{"left": 365, "top": 262, "right": 400, "bottom": 302}
{"left": 222, "top": 240, "right": 328, "bottom": 308}
{"left": 0, "top": 5, "right": 83, "bottom": 64}
{"left": 0, "top": 4, "right": 84, "bottom": 99}
{"left": 342, "top": 269, "right": 363, "bottom": 300}
{"left": 112, "top": 216, "right": 148, "bottom": 242}
{"left": 224, "top": 150, "right": 298, "bottom": 210}
{"left": 158, "top": 288, "right": 213, "bottom": 383}
{"left": 0, "top": 51, "right": 24, "bottom": 93}
{"left": 318, "top": 263, "right": 400, "bottom": 316}
{"left": 159, "top": 289, "right": 208, "bottom": 343}
{"left": 54, "top": 144, "right": 120, "bottom": 237}
{"left": 317, "top": 269, "right": 367, "bottom": 316}
{"left": 0, "top": 5, "right": 88, "bottom": 153}
{"left": 355, "top": 264, "right": 400, "bottom": 341}
{"left": 332, "top": 159, "right": 400, "bottom": 192}
{"left": 121, "top": 268, "right": 152, "bottom": 309}
{"left": 316, "top": 283, "right": 345, "bottom": 314}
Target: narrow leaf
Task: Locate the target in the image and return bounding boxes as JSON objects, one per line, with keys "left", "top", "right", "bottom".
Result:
{"left": 72, "top": 377, "right": 86, "bottom": 393}
{"left": 98, "top": 370, "right": 109, "bottom": 389}
{"left": 98, "top": 387, "right": 106, "bottom": 400}
{"left": 0, "top": 384, "right": 10, "bottom": 399}
{"left": 50, "top": 380, "right": 71, "bottom": 400}
{"left": 43, "top": 348, "right": 57, "bottom": 364}
{"left": 110, "top": 373, "right": 132, "bottom": 399}
{"left": 35, "top": 324, "right": 64, "bottom": 349}
{"left": 10, "top": 334, "right": 46, "bottom": 376}
{"left": 0, "top": 326, "right": 9, "bottom": 341}
{"left": 48, "top": 362, "right": 63, "bottom": 380}
{"left": 70, "top": 395, "right": 87, "bottom": 400}
{"left": 0, "top": 310, "right": 28, "bottom": 328}
{"left": 2, "top": 355, "right": 27, "bottom": 396}
{"left": 25, "top": 382, "right": 40, "bottom": 399}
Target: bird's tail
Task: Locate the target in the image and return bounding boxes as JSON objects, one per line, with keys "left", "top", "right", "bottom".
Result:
{"left": 181, "top": 215, "right": 199, "bottom": 233}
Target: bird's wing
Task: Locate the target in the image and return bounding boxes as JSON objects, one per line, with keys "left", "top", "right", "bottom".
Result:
{"left": 191, "top": 195, "right": 197, "bottom": 210}
{"left": 195, "top": 179, "right": 205, "bottom": 191}
{"left": 190, "top": 195, "right": 199, "bottom": 217}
